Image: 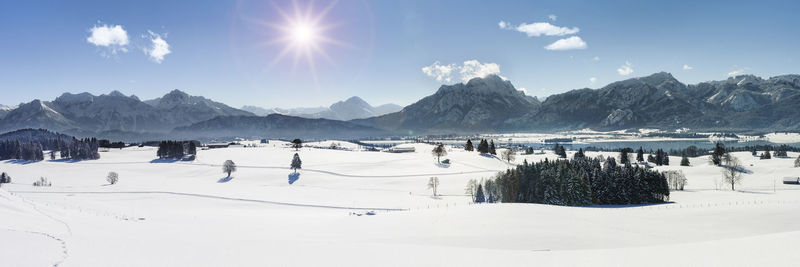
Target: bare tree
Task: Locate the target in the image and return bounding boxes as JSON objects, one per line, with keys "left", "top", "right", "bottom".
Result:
{"left": 223, "top": 160, "right": 236, "bottom": 178}
{"left": 427, "top": 177, "right": 440, "bottom": 197}
{"left": 664, "top": 170, "right": 687, "bottom": 191}
{"left": 431, "top": 144, "right": 447, "bottom": 163}
{"left": 106, "top": 172, "right": 119, "bottom": 185}
{"left": 464, "top": 179, "right": 477, "bottom": 201}
{"left": 501, "top": 148, "right": 516, "bottom": 163}
{"left": 721, "top": 153, "right": 743, "bottom": 191}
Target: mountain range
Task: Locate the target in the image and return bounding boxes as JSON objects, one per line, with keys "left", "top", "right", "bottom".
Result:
{"left": 2, "top": 72, "right": 799, "bottom": 141}
{"left": 241, "top": 96, "right": 402, "bottom": 121}
{"left": 354, "top": 73, "right": 800, "bottom": 133}
{"left": 0, "top": 90, "right": 253, "bottom": 137}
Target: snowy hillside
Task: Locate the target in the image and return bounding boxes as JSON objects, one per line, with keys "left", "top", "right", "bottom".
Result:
{"left": 2, "top": 143, "right": 800, "bottom": 266}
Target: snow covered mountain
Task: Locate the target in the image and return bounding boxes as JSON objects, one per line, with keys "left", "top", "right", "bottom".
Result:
{"left": 353, "top": 72, "right": 800, "bottom": 134}
{"left": 0, "top": 90, "right": 254, "bottom": 135}
{"left": 0, "top": 100, "right": 74, "bottom": 130}
{"left": 0, "top": 104, "right": 16, "bottom": 119}
{"left": 143, "top": 89, "right": 254, "bottom": 126}
{"left": 242, "top": 96, "right": 402, "bottom": 121}
{"left": 353, "top": 74, "right": 541, "bottom": 133}
{"left": 3, "top": 72, "right": 800, "bottom": 139}
{"left": 517, "top": 72, "right": 800, "bottom": 131}
{"left": 241, "top": 105, "right": 328, "bottom": 117}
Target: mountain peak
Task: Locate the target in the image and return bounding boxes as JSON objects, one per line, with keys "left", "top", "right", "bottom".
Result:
{"left": 108, "top": 90, "right": 126, "bottom": 97}
{"left": 165, "top": 89, "right": 190, "bottom": 99}
{"left": 344, "top": 96, "right": 366, "bottom": 103}
{"left": 466, "top": 74, "right": 512, "bottom": 89}
{"left": 437, "top": 74, "right": 517, "bottom": 95}
{"left": 55, "top": 92, "right": 95, "bottom": 104}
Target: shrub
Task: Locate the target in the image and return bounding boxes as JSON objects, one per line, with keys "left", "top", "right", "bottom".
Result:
{"left": 107, "top": 172, "right": 119, "bottom": 185}
{"left": 33, "top": 177, "right": 51, "bottom": 187}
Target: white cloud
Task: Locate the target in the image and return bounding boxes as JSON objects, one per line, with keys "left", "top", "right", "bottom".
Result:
{"left": 422, "top": 61, "right": 456, "bottom": 83}
{"left": 617, "top": 61, "right": 634, "bottom": 76}
{"left": 593, "top": 56, "right": 600, "bottom": 61}
{"left": 460, "top": 60, "right": 501, "bottom": 81}
{"left": 422, "top": 60, "right": 502, "bottom": 83}
{"left": 683, "top": 64, "right": 693, "bottom": 70}
{"left": 498, "top": 21, "right": 508, "bottom": 29}
{"left": 500, "top": 21, "right": 579, "bottom": 37}
{"left": 87, "top": 24, "right": 129, "bottom": 54}
{"left": 548, "top": 14, "right": 558, "bottom": 21}
{"left": 590, "top": 77, "right": 597, "bottom": 84}
{"left": 727, "top": 69, "right": 745, "bottom": 76}
{"left": 544, "top": 36, "right": 587, "bottom": 50}
{"left": 143, "top": 31, "right": 171, "bottom": 63}
{"left": 514, "top": 22, "right": 579, "bottom": 37}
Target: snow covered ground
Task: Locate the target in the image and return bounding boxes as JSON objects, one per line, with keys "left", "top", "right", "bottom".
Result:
{"left": 1, "top": 141, "right": 800, "bottom": 266}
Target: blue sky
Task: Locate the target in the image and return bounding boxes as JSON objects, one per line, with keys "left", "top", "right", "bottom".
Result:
{"left": 1, "top": 0, "right": 799, "bottom": 108}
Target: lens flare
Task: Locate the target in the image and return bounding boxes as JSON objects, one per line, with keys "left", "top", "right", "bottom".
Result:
{"left": 252, "top": 0, "right": 346, "bottom": 82}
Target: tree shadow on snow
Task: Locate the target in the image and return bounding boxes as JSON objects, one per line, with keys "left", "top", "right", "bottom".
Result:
{"left": 435, "top": 162, "right": 451, "bottom": 168}
{"left": 720, "top": 164, "right": 753, "bottom": 174}
{"left": 150, "top": 158, "right": 180, "bottom": 164}
{"left": 218, "top": 176, "right": 234, "bottom": 183}
{"left": 4, "top": 159, "right": 36, "bottom": 165}
{"left": 288, "top": 173, "right": 300, "bottom": 185}
{"left": 586, "top": 201, "right": 675, "bottom": 209}
{"left": 479, "top": 153, "right": 498, "bottom": 160}
{"left": 737, "top": 190, "right": 771, "bottom": 195}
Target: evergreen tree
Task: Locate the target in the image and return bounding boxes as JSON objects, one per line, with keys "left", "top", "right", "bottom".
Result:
{"left": 680, "top": 154, "right": 690, "bottom": 166}
{"left": 465, "top": 139, "right": 474, "bottom": 151}
{"left": 474, "top": 184, "right": 486, "bottom": 203}
{"left": 188, "top": 142, "right": 197, "bottom": 155}
{"left": 525, "top": 147, "right": 534, "bottom": 155}
{"left": 477, "top": 139, "right": 489, "bottom": 154}
{"left": 620, "top": 148, "right": 631, "bottom": 165}
{"left": 573, "top": 148, "right": 585, "bottom": 159}
{"left": 291, "top": 153, "right": 302, "bottom": 173}
{"left": 489, "top": 140, "right": 496, "bottom": 155}
{"left": 636, "top": 147, "right": 644, "bottom": 162}
{"left": 711, "top": 142, "right": 725, "bottom": 165}
{"left": 760, "top": 149, "right": 772, "bottom": 159}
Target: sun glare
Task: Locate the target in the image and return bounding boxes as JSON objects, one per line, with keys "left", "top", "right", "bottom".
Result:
{"left": 292, "top": 23, "right": 315, "bottom": 45}
{"left": 256, "top": 0, "right": 345, "bottom": 81}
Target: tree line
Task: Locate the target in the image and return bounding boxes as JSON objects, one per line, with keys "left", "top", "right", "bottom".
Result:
{"left": 468, "top": 156, "right": 670, "bottom": 206}
{"left": 156, "top": 141, "right": 198, "bottom": 159}
{"left": 0, "top": 138, "right": 100, "bottom": 161}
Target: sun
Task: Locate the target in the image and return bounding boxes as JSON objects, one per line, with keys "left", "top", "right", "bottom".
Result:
{"left": 257, "top": 0, "right": 345, "bottom": 79}
{"left": 291, "top": 23, "right": 315, "bottom": 45}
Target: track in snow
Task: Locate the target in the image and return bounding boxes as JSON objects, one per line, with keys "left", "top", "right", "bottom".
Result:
{"left": 12, "top": 191, "right": 408, "bottom": 211}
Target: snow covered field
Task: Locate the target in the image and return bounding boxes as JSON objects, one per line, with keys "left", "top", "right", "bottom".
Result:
{"left": 2, "top": 141, "right": 800, "bottom": 266}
